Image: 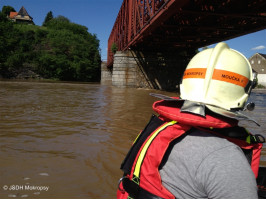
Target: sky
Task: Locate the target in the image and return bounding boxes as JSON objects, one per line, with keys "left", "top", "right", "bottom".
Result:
{"left": 1, "top": 0, "right": 265, "bottom": 61}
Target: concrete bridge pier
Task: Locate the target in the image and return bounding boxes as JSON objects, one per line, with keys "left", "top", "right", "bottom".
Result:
{"left": 112, "top": 51, "right": 137, "bottom": 87}
{"left": 101, "top": 61, "right": 112, "bottom": 85}
{"left": 102, "top": 50, "right": 194, "bottom": 91}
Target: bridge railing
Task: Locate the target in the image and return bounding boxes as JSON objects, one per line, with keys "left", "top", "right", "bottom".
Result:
{"left": 107, "top": 0, "right": 171, "bottom": 67}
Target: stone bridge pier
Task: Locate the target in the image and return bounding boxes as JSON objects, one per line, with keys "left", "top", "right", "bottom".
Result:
{"left": 101, "top": 50, "right": 195, "bottom": 91}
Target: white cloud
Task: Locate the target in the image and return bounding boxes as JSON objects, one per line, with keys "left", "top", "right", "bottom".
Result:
{"left": 251, "top": 45, "right": 266, "bottom": 51}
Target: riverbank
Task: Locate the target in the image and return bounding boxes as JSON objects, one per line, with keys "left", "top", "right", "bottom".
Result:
{"left": 0, "top": 68, "right": 43, "bottom": 80}
{"left": 0, "top": 78, "right": 101, "bottom": 86}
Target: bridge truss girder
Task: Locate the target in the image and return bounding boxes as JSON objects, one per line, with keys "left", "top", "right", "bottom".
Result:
{"left": 107, "top": 0, "right": 266, "bottom": 67}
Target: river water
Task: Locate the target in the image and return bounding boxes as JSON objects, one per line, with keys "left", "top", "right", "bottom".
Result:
{"left": 0, "top": 81, "right": 265, "bottom": 198}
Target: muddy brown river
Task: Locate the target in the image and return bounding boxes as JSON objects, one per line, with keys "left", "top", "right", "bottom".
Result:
{"left": 0, "top": 81, "right": 265, "bottom": 198}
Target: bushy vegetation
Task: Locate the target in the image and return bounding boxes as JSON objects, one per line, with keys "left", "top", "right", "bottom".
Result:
{"left": 0, "top": 7, "right": 101, "bottom": 82}
{"left": 256, "top": 84, "right": 266, "bottom": 89}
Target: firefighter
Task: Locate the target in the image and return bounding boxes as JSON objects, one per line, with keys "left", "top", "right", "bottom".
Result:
{"left": 117, "top": 42, "right": 264, "bottom": 199}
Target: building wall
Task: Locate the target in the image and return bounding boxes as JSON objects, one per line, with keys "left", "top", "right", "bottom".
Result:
{"left": 249, "top": 53, "right": 266, "bottom": 86}
{"left": 15, "top": 15, "right": 31, "bottom": 20}
{"left": 14, "top": 15, "right": 33, "bottom": 24}
{"left": 258, "top": 74, "right": 266, "bottom": 86}
{"left": 249, "top": 53, "right": 266, "bottom": 74}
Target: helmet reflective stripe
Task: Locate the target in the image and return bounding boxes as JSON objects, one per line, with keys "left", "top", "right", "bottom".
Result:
{"left": 180, "top": 42, "right": 253, "bottom": 112}
{"left": 212, "top": 69, "right": 249, "bottom": 88}
{"left": 183, "top": 68, "right": 206, "bottom": 79}
{"left": 183, "top": 68, "right": 250, "bottom": 88}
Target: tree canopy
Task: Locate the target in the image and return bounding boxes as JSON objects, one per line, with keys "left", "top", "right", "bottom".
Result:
{"left": 0, "top": 8, "right": 101, "bottom": 82}
{"left": 1, "top": 6, "right": 15, "bottom": 16}
{"left": 42, "top": 11, "right": 53, "bottom": 26}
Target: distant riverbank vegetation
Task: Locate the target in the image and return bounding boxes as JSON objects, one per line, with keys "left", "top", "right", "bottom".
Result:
{"left": 0, "top": 6, "right": 101, "bottom": 82}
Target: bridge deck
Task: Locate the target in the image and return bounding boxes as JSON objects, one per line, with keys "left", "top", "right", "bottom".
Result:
{"left": 107, "top": 0, "right": 266, "bottom": 67}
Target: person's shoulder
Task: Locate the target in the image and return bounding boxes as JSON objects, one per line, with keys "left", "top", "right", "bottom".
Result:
{"left": 181, "top": 128, "right": 240, "bottom": 156}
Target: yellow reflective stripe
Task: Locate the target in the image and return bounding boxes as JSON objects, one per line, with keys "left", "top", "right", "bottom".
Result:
{"left": 246, "top": 135, "right": 251, "bottom": 144}
{"left": 244, "top": 128, "right": 252, "bottom": 144}
{"left": 133, "top": 121, "right": 177, "bottom": 178}
{"left": 133, "top": 131, "right": 142, "bottom": 144}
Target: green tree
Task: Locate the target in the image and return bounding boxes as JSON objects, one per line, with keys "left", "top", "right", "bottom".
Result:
{"left": 111, "top": 42, "right": 118, "bottom": 54}
{"left": 0, "top": 6, "right": 101, "bottom": 82}
{"left": 39, "top": 16, "right": 101, "bottom": 81}
{"left": 1, "top": 5, "right": 15, "bottom": 17}
{"left": 42, "top": 11, "right": 53, "bottom": 26}
{"left": 0, "top": 11, "right": 20, "bottom": 77}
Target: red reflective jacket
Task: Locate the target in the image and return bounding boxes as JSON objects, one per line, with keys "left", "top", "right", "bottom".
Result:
{"left": 117, "top": 99, "right": 263, "bottom": 199}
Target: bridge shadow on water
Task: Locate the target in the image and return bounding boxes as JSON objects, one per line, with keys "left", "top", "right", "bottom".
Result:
{"left": 132, "top": 49, "right": 195, "bottom": 91}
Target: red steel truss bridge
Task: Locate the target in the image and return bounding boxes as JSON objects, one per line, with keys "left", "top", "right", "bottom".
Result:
{"left": 107, "top": 0, "right": 266, "bottom": 67}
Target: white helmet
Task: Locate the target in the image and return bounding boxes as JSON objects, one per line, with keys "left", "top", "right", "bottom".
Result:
{"left": 180, "top": 42, "right": 257, "bottom": 121}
